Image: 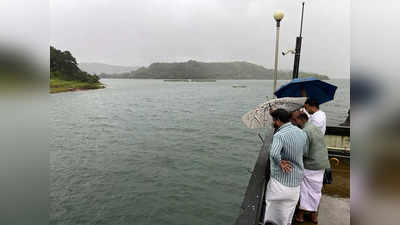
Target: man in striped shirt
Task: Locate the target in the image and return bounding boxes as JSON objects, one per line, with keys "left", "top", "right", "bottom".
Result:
{"left": 264, "top": 109, "right": 308, "bottom": 225}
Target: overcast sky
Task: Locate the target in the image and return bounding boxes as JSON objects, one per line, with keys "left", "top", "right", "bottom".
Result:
{"left": 51, "top": 0, "right": 349, "bottom": 78}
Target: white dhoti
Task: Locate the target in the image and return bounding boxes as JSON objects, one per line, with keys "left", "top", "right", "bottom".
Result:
{"left": 264, "top": 178, "right": 300, "bottom": 225}
{"left": 299, "top": 169, "right": 325, "bottom": 212}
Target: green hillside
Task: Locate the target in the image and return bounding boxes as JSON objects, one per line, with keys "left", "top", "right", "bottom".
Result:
{"left": 50, "top": 46, "right": 104, "bottom": 93}
{"left": 100, "top": 60, "right": 329, "bottom": 80}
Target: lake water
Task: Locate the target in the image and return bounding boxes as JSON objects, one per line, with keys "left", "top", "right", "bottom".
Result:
{"left": 50, "top": 79, "right": 349, "bottom": 225}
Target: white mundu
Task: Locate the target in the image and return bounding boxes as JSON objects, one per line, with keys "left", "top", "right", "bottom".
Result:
{"left": 264, "top": 178, "right": 300, "bottom": 225}
{"left": 309, "top": 110, "right": 326, "bottom": 135}
{"left": 299, "top": 169, "right": 325, "bottom": 212}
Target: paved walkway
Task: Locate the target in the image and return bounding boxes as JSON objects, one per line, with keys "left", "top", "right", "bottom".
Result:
{"left": 293, "top": 157, "right": 350, "bottom": 225}
{"left": 292, "top": 195, "right": 350, "bottom": 225}
{"left": 318, "top": 195, "right": 350, "bottom": 225}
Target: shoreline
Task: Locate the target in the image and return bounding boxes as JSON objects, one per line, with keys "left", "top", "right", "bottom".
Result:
{"left": 50, "top": 79, "right": 105, "bottom": 94}
{"left": 99, "top": 77, "right": 332, "bottom": 80}
{"left": 50, "top": 86, "right": 105, "bottom": 94}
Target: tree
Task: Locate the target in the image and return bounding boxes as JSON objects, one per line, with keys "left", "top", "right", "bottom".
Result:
{"left": 50, "top": 46, "right": 99, "bottom": 83}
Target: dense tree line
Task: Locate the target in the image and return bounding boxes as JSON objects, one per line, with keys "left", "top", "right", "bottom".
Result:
{"left": 50, "top": 46, "right": 99, "bottom": 83}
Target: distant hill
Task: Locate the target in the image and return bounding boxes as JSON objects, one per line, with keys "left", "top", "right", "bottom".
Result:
{"left": 100, "top": 60, "right": 329, "bottom": 80}
{"left": 78, "top": 62, "right": 138, "bottom": 75}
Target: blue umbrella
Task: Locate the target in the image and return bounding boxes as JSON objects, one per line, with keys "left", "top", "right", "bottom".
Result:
{"left": 274, "top": 77, "right": 337, "bottom": 104}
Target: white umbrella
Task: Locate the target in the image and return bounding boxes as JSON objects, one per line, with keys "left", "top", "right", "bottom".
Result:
{"left": 242, "top": 97, "right": 307, "bottom": 129}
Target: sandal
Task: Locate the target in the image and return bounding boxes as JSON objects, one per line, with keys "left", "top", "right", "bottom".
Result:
{"left": 311, "top": 212, "right": 318, "bottom": 224}
{"left": 294, "top": 212, "right": 304, "bottom": 223}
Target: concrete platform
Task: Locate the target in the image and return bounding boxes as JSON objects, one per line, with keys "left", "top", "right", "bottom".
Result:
{"left": 293, "top": 157, "right": 350, "bottom": 225}
{"left": 318, "top": 195, "right": 350, "bottom": 225}
{"left": 293, "top": 195, "right": 350, "bottom": 225}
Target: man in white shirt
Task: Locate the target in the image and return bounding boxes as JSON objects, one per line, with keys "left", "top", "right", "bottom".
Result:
{"left": 304, "top": 99, "right": 326, "bottom": 134}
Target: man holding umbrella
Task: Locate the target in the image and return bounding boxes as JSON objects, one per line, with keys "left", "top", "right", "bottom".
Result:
{"left": 274, "top": 77, "right": 336, "bottom": 135}
{"left": 303, "top": 98, "right": 327, "bottom": 135}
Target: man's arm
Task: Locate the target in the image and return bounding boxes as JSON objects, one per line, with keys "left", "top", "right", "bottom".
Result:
{"left": 270, "top": 135, "right": 292, "bottom": 173}
{"left": 270, "top": 134, "right": 282, "bottom": 164}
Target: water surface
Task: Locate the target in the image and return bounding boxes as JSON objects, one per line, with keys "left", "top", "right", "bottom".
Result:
{"left": 50, "top": 79, "right": 349, "bottom": 225}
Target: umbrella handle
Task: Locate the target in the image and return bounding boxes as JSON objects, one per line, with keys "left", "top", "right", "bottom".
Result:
{"left": 301, "top": 88, "right": 307, "bottom": 97}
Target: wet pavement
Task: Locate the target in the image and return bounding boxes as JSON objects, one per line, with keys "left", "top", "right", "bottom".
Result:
{"left": 292, "top": 157, "right": 350, "bottom": 225}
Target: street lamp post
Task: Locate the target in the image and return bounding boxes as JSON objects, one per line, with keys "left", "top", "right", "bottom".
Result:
{"left": 273, "top": 10, "right": 284, "bottom": 94}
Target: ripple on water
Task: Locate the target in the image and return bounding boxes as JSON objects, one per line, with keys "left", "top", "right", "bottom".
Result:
{"left": 160, "top": 127, "right": 200, "bottom": 133}
{"left": 51, "top": 79, "right": 349, "bottom": 225}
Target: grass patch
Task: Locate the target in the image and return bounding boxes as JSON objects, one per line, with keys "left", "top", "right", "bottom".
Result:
{"left": 50, "top": 79, "right": 104, "bottom": 93}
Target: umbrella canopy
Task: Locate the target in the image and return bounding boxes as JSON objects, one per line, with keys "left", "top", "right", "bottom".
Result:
{"left": 274, "top": 77, "right": 337, "bottom": 104}
{"left": 242, "top": 97, "right": 307, "bottom": 129}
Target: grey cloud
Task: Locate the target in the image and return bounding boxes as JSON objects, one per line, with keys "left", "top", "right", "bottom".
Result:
{"left": 51, "top": 0, "right": 349, "bottom": 78}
